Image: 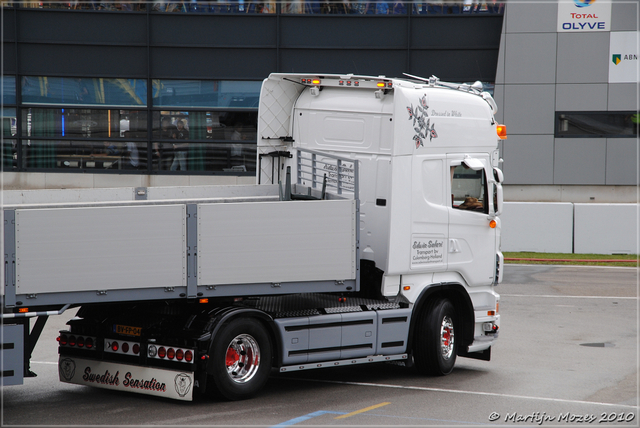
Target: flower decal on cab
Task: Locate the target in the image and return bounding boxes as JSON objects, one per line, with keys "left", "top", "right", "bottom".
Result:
{"left": 407, "top": 94, "right": 437, "bottom": 149}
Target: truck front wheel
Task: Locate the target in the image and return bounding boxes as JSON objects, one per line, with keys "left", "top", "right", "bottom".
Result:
{"left": 413, "top": 298, "right": 458, "bottom": 376}
{"left": 208, "top": 318, "right": 272, "bottom": 400}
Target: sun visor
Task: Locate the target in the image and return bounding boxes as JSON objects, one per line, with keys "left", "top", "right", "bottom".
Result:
{"left": 462, "top": 157, "right": 484, "bottom": 171}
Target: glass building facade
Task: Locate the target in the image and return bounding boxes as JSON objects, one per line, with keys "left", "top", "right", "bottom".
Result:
{"left": 2, "top": 2, "right": 504, "bottom": 177}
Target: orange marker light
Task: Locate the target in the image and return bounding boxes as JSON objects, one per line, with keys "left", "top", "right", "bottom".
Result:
{"left": 199, "top": 298, "right": 209, "bottom": 304}
{"left": 18, "top": 308, "right": 29, "bottom": 313}
{"left": 489, "top": 219, "right": 497, "bottom": 228}
{"left": 377, "top": 82, "right": 386, "bottom": 87}
{"left": 488, "top": 310, "right": 496, "bottom": 316}
{"left": 496, "top": 124, "right": 507, "bottom": 140}
{"left": 311, "top": 79, "right": 321, "bottom": 85}
{"left": 403, "top": 286, "right": 411, "bottom": 291}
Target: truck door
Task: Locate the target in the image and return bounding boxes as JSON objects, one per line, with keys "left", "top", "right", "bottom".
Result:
{"left": 447, "top": 155, "right": 496, "bottom": 286}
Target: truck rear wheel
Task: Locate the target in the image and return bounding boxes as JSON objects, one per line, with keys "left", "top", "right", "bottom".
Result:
{"left": 208, "top": 318, "right": 272, "bottom": 400}
{"left": 413, "top": 298, "right": 458, "bottom": 376}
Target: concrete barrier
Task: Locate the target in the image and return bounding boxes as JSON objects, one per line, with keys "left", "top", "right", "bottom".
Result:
{"left": 574, "top": 204, "right": 639, "bottom": 255}
{"left": 501, "top": 202, "right": 574, "bottom": 253}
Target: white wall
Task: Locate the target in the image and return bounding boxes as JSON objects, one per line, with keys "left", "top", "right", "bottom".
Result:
{"left": 574, "top": 204, "right": 639, "bottom": 254}
{"left": 502, "top": 202, "right": 639, "bottom": 255}
{"left": 501, "top": 202, "right": 574, "bottom": 253}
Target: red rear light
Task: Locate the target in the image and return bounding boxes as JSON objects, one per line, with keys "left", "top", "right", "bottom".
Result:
{"left": 111, "top": 341, "right": 119, "bottom": 352}
{"left": 59, "top": 335, "right": 68, "bottom": 346}
{"left": 176, "top": 349, "right": 184, "bottom": 361}
{"left": 122, "top": 342, "right": 129, "bottom": 353}
{"left": 158, "top": 347, "right": 166, "bottom": 358}
{"left": 167, "top": 348, "right": 175, "bottom": 360}
{"left": 185, "top": 350, "right": 193, "bottom": 362}
{"left": 85, "top": 337, "right": 94, "bottom": 349}
{"left": 77, "top": 337, "right": 84, "bottom": 348}
{"left": 132, "top": 344, "right": 140, "bottom": 354}
{"left": 69, "top": 336, "right": 76, "bottom": 347}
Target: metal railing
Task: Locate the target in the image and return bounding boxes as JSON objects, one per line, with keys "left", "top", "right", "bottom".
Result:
{"left": 296, "top": 149, "right": 358, "bottom": 200}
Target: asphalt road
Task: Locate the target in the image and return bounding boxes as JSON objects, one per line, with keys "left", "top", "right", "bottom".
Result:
{"left": 2, "top": 265, "right": 638, "bottom": 427}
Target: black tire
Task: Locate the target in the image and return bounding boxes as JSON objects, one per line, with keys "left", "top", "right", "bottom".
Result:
{"left": 413, "top": 298, "right": 458, "bottom": 376}
{"left": 208, "top": 318, "right": 272, "bottom": 400}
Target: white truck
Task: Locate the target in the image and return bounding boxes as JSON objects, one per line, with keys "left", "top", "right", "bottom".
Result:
{"left": 2, "top": 73, "right": 505, "bottom": 401}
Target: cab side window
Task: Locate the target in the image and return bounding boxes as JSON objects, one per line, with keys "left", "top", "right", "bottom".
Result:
{"left": 451, "top": 164, "right": 488, "bottom": 214}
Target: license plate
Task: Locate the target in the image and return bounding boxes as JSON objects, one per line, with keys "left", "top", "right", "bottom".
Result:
{"left": 115, "top": 324, "right": 141, "bottom": 337}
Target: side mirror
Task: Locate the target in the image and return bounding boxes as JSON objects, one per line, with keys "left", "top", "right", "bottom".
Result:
{"left": 493, "top": 182, "right": 503, "bottom": 216}
{"left": 493, "top": 167, "right": 504, "bottom": 184}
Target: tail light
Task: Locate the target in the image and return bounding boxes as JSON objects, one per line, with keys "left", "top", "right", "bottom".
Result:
{"left": 147, "top": 344, "right": 194, "bottom": 364}
{"left": 58, "top": 333, "right": 96, "bottom": 351}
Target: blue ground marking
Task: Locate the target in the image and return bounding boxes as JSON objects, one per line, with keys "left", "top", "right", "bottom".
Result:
{"left": 270, "top": 410, "right": 346, "bottom": 427}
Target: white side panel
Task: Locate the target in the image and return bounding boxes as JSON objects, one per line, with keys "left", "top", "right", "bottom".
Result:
{"left": 257, "top": 77, "right": 304, "bottom": 142}
{"left": 500, "top": 202, "right": 574, "bottom": 253}
{"left": 358, "top": 154, "right": 392, "bottom": 272}
{"left": 15, "top": 205, "right": 186, "bottom": 294}
{"left": 198, "top": 200, "right": 356, "bottom": 285}
{"left": 410, "top": 156, "right": 449, "bottom": 272}
{"left": 386, "top": 155, "right": 414, "bottom": 275}
{"left": 574, "top": 203, "right": 639, "bottom": 255}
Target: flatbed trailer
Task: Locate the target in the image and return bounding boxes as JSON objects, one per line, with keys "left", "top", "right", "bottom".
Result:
{"left": 2, "top": 73, "right": 504, "bottom": 401}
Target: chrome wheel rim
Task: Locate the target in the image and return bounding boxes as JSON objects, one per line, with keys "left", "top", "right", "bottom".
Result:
{"left": 225, "top": 334, "right": 260, "bottom": 384}
{"left": 440, "top": 316, "right": 455, "bottom": 360}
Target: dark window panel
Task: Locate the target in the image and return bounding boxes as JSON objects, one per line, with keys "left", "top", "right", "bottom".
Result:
{"left": 556, "top": 112, "right": 639, "bottom": 138}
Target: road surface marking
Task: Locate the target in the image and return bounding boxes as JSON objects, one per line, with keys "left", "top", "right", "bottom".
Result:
{"left": 501, "top": 294, "right": 637, "bottom": 300}
{"left": 290, "top": 378, "right": 638, "bottom": 410}
{"left": 334, "top": 401, "right": 390, "bottom": 419}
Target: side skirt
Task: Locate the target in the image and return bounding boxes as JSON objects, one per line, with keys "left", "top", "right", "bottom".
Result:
{"left": 278, "top": 353, "right": 408, "bottom": 373}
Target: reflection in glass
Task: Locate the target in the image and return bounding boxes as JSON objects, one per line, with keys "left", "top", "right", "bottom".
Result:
{"left": 151, "top": 141, "right": 255, "bottom": 173}
{"left": 2, "top": 139, "right": 17, "bottom": 170}
{"left": 152, "top": 79, "right": 261, "bottom": 108}
{"left": 2, "top": 76, "right": 16, "bottom": 104}
{"left": 21, "top": 139, "right": 147, "bottom": 170}
{"left": 3, "top": 108, "right": 17, "bottom": 137}
{"left": 22, "top": 108, "right": 148, "bottom": 139}
{"left": 21, "top": 77, "right": 147, "bottom": 107}
{"left": 152, "top": 110, "right": 257, "bottom": 172}
{"left": 557, "top": 112, "right": 639, "bottom": 137}
{"left": 19, "top": 2, "right": 147, "bottom": 11}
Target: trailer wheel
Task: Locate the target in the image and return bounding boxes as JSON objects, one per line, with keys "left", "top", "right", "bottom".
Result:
{"left": 413, "top": 298, "right": 458, "bottom": 376}
{"left": 209, "top": 318, "right": 272, "bottom": 400}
